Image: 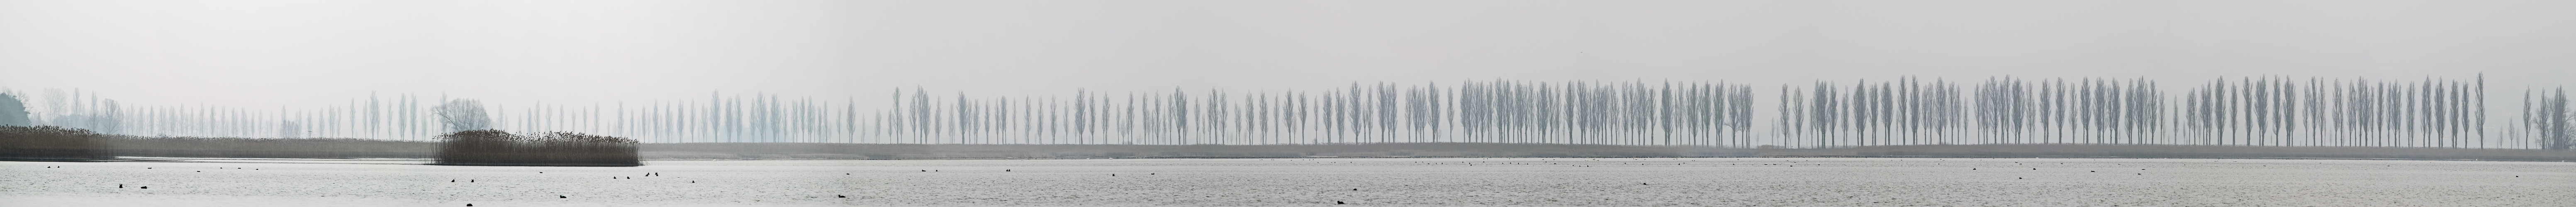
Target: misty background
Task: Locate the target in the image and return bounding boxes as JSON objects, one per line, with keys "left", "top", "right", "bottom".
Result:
{"left": 3, "top": 0, "right": 2572, "bottom": 146}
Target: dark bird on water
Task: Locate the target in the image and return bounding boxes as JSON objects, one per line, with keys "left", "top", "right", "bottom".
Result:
{"left": 451, "top": 180, "right": 456, "bottom": 182}
{"left": 1005, "top": 169, "right": 1011, "bottom": 172}
{"left": 559, "top": 195, "right": 567, "bottom": 198}
{"left": 1352, "top": 188, "right": 1359, "bottom": 191}
{"left": 470, "top": 180, "right": 476, "bottom": 182}
{"left": 1337, "top": 201, "right": 1346, "bottom": 204}
{"left": 140, "top": 186, "right": 148, "bottom": 189}
{"left": 118, "top": 184, "right": 124, "bottom": 188}
{"left": 1641, "top": 183, "right": 1648, "bottom": 185}
{"left": 466, "top": 204, "right": 472, "bottom": 206}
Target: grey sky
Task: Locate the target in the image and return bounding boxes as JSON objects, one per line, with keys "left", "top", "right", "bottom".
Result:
{"left": 2, "top": 0, "right": 2570, "bottom": 108}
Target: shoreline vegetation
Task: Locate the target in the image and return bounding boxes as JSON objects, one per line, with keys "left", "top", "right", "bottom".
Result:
{"left": 431, "top": 130, "right": 640, "bottom": 166}
{"left": 0, "top": 126, "right": 112, "bottom": 161}
{"left": 638, "top": 143, "right": 2576, "bottom": 162}
{"left": 7, "top": 133, "right": 2571, "bottom": 162}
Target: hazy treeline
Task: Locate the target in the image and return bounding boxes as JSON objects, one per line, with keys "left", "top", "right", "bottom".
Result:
{"left": 8, "top": 75, "right": 2574, "bottom": 150}
{"left": 868, "top": 81, "right": 1762, "bottom": 146}
{"left": 0, "top": 89, "right": 453, "bottom": 140}
{"left": 0, "top": 89, "right": 122, "bottom": 135}
{"left": 1777, "top": 76, "right": 2513, "bottom": 149}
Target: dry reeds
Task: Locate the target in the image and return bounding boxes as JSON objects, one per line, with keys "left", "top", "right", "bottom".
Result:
{"left": 0, "top": 125, "right": 112, "bottom": 160}
{"left": 434, "top": 130, "right": 639, "bottom": 166}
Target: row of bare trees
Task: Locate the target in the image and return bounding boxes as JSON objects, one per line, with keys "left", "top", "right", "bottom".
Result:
{"left": 1775, "top": 76, "right": 2522, "bottom": 149}
{"left": 12, "top": 76, "right": 2576, "bottom": 150}
{"left": 871, "top": 81, "right": 1759, "bottom": 146}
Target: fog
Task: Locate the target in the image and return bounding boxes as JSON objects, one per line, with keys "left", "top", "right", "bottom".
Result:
{"left": 3, "top": 0, "right": 2571, "bottom": 107}
{"left": 7, "top": 1, "right": 2575, "bottom": 206}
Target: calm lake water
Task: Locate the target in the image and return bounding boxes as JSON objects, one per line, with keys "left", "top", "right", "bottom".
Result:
{"left": 4, "top": 157, "right": 2570, "bottom": 206}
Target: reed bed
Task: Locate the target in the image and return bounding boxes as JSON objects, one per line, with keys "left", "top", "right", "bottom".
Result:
{"left": 0, "top": 125, "right": 112, "bottom": 161}
{"left": 434, "top": 130, "right": 639, "bottom": 166}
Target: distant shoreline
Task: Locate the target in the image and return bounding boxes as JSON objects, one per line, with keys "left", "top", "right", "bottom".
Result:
{"left": 41, "top": 139, "right": 2576, "bottom": 163}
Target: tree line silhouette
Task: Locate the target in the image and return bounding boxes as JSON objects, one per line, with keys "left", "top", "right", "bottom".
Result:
{"left": 7, "top": 76, "right": 2571, "bottom": 150}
